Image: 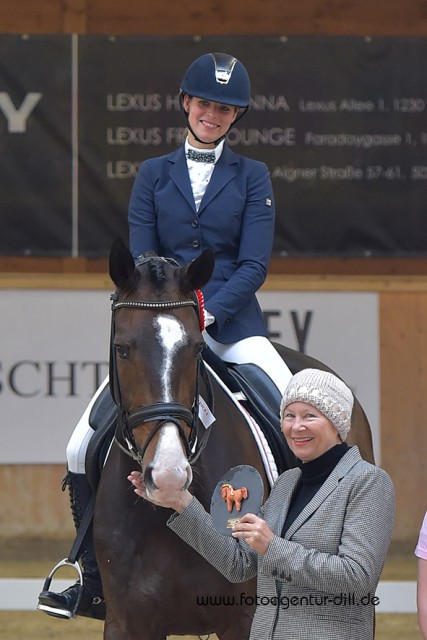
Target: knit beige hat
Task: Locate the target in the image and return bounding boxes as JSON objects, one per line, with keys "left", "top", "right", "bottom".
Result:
{"left": 280, "top": 368, "right": 354, "bottom": 441}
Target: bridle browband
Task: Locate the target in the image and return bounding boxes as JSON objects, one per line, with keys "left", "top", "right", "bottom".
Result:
{"left": 112, "top": 299, "right": 197, "bottom": 311}
{"left": 109, "top": 292, "right": 212, "bottom": 467}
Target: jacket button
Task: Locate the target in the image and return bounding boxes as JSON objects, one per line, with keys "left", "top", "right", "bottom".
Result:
{"left": 192, "top": 240, "right": 199, "bottom": 248}
{"left": 192, "top": 220, "right": 199, "bottom": 228}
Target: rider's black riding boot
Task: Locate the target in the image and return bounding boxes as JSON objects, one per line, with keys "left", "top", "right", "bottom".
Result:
{"left": 37, "top": 471, "right": 105, "bottom": 620}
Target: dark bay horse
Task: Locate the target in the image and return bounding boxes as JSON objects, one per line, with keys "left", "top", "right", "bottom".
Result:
{"left": 94, "top": 238, "right": 374, "bottom": 640}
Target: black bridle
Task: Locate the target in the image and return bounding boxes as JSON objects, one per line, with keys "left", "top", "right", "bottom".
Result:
{"left": 109, "top": 292, "right": 213, "bottom": 467}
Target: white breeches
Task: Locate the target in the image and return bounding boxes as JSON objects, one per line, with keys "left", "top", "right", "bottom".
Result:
{"left": 66, "top": 335, "right": 292, "bottom": 474}
{"left": 203, "top": 334, "right": 292, "bottom": 395}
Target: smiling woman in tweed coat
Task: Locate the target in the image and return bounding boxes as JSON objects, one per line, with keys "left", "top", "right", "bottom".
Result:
{"left": 129, "top": 369, "right": 395, "bottom": 640}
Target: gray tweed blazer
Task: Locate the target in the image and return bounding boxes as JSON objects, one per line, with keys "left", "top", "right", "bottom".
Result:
{"left": 168, "top": 446, "right": 395, "bottom": 640}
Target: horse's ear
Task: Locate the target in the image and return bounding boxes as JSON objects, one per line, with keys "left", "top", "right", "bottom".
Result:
{"left": 109, "top": 238, "right": 137, "bottom": 291}
{"left": 182, "top": 249, "right": 215, "bottom": 291}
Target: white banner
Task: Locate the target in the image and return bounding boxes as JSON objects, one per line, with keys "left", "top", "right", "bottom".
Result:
{"left": 0, "top": 289, "right": 379, "bottom": 464}
{"left": 1, "top": 290, "right": 111, "bottom": 464}
{"left": 257, "top": 290, "right": 380, "bottom": 461}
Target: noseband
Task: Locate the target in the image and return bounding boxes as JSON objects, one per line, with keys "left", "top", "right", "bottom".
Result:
{"left": 109, "top": 292, "right": 212, "bottom": 467}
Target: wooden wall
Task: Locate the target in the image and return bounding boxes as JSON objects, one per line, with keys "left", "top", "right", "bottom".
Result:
{"left": 1, "top": 0, "right": 427, "bottom": 544}
{"left": 380, "top": 291, "right": 427, "bottom": 541}
{"left": 1, "top": 0, "right": 427, "bottom": 36}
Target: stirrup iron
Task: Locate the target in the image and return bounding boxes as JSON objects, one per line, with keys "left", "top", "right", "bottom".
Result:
{"left": 37, "top": 558, "right": 84, "bottom": 619}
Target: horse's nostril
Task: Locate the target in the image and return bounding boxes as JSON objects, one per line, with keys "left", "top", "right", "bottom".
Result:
{"left": 184, "top": 465, "right": 193, "bottom": 491}
{"left": 144, "top": 464, "right": 158, "bottom": 492}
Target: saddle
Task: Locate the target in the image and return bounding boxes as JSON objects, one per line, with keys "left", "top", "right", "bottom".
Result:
{"left": 85, "top": 345, "right": 295, "bottom": 490}
{"left": 227, "top": 362, "right": 297, "bottom": 474}
{"left": 85, "top": 392, "right": 117, "bottom": 491}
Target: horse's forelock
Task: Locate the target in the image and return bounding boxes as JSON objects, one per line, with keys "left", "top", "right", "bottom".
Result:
{"left": 148, "top": 259, "right": 167, "bottom": 286}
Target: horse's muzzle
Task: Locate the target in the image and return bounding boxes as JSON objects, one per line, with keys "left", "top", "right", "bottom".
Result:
{"left": 144, "top": 460, "right": 193, "bottom": 495}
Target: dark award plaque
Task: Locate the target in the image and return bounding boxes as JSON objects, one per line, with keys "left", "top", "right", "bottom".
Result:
{"left": 210, "top": 465, "right": 264, "bottom": 535}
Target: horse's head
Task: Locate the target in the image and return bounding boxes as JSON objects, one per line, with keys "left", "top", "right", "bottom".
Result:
{"left": 108, "top": 238, "right": 214, "bottom": 502}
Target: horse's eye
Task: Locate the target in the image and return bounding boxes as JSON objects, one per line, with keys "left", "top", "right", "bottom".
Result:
{"left": 114, "top": 343, "right": 128, "bottom": 359}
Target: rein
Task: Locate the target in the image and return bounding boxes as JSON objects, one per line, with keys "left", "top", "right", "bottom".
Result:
{"left": 110, "top": 292, "right": 213, "bottom": 467}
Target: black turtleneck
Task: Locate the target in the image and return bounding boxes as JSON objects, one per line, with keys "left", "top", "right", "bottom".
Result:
{"left": 281, "top": 442, "right": 349, "bottom": 537}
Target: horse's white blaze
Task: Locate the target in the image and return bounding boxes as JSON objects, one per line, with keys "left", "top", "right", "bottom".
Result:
{"left": 153, "top": 314, "right": 187, "bottom": 401}
{"left": 151, "top": 424, "right": 192, "bottom": 492}
{"left": 150, "top": 314, "right": 192, "bottom": 492}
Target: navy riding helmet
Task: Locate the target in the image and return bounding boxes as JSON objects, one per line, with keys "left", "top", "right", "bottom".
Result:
{"left": 179, "top": 52, "right": 251, "bottom": 145}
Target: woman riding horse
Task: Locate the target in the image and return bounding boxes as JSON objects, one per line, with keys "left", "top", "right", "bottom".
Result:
{"left": 38, "top": 51, "right": 293, "bottom": 619}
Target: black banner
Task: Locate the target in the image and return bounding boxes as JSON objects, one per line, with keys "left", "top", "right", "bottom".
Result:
{"left": 0, "top": 35, "right": 72, "bottom": 255}
{"left": 1, "top": 35, "right": 427, "bottom": 257}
